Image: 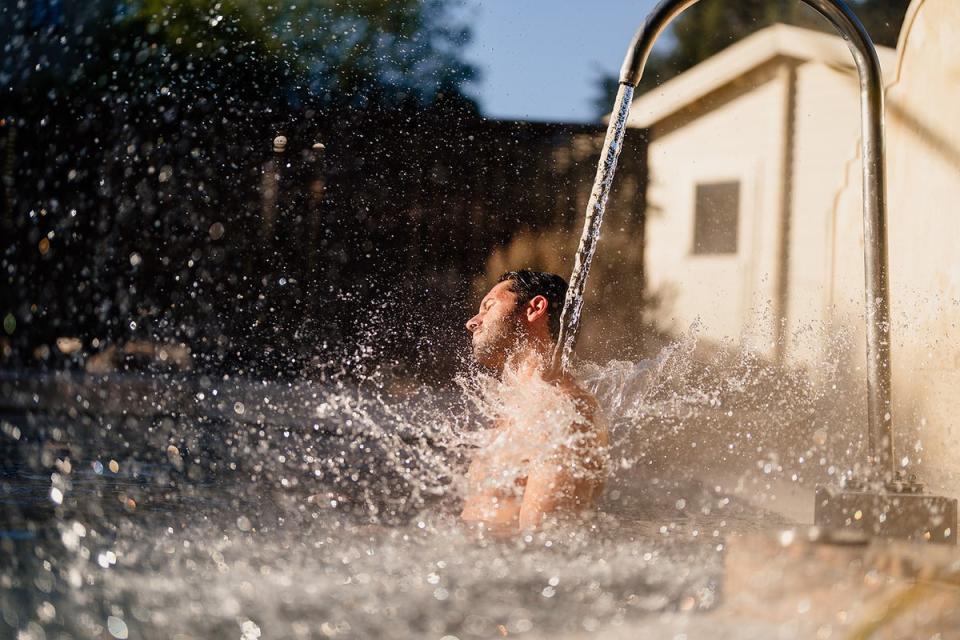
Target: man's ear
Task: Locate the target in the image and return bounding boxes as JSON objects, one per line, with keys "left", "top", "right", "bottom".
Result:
{"left": 525, "top": 295, "right": 549, "bottom": 324}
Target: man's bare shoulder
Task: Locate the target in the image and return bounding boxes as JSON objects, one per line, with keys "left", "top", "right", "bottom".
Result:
{"left": 553, "top": 372, "right": 603, "bottom": 435}
{"left": 556, "top": 374, "right": 609, "bottom": 446}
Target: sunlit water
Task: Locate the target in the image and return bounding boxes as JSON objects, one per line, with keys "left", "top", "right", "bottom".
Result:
{"left": 1, "top": 326, "right": 873, "bottom": 639}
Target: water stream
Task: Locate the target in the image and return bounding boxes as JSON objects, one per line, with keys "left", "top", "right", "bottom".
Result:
{"left": 551, "top": 83, "right": 636, "bottom": 374}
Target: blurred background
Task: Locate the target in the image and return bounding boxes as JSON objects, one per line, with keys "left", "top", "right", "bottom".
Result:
{"left": 0, "top": 0, "right": 910, "bottom": 381}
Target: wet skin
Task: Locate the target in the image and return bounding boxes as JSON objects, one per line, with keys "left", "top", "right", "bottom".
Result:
{"left": 461, "top": 280, "right": 609, "bottom": 534}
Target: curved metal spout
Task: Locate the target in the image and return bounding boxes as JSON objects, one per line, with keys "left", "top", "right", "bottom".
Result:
{"left": 620, "top": 0, "right": 892, "bottom": 477}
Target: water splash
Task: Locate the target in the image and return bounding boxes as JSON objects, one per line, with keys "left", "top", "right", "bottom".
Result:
{"left": 456, "top": 365, "right": 608, "bottom": 502}
{"left": 2, "top": 319, "right": 879, "bottom": 639}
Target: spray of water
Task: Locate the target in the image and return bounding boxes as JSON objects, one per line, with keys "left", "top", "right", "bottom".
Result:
{"left": 3, "top": 313, "right": 884, "bottom": 638}
{"left": 456, "top": 364, "right": 608, "bottom": 505}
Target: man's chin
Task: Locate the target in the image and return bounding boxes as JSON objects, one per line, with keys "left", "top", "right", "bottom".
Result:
{"left": 470, "top": 345, "right": 502, "bottom": 372}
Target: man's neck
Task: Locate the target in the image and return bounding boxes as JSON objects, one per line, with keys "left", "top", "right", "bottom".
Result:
{"left": 502, "top": 339, "right": 551, "bottom": 381}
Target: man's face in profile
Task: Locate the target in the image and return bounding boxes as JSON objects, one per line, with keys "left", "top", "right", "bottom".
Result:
{"left": 466, "top": 280, "right": 522, "bottom": 371}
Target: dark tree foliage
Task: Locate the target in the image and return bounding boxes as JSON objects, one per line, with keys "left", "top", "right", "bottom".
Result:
{"left": 593, "top": 0, "right": 911, "bottom": 117}
{"left": 2, "top": 1, "right": 636, "bottom": 381}
{"left": 0, "top": 0, "right": 484, "bottom": 379}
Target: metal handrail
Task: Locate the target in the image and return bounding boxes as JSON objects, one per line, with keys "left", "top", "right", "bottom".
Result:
{"left": 619, "top": 0, "right": 892, "bottom": 478}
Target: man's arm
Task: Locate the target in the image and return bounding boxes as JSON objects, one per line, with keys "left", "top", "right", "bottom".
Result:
{"left": 517, "top": 460, "right": 577, "bottom": 531}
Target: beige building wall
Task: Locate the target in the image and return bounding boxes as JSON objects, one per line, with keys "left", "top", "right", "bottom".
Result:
{"left": 636, "top": 25, "right": 895, "bottom": 364}
{"left": 642, "top": 59, "right": 889, "bottom": 358}
{"left": 784, "top": 62, "right": 869, "bottom": 368}
{"left": 830, "top": 0, "right": 960, "bottom": 495}
{"left": 644, "top": 66, "right": 788, "bottom": 357}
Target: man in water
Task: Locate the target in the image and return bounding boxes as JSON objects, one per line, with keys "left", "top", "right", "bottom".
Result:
{"left": 460, "top": 270, "right": 609, "bottom": 534}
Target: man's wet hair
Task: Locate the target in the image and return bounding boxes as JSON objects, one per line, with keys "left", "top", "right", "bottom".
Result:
{"left": 497, "top": 270, "right": 569, "bottom": 341}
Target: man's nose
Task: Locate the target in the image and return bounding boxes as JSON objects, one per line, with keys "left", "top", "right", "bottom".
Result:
{"left": 466, "top": 315, "right": 480, "bottom": 333}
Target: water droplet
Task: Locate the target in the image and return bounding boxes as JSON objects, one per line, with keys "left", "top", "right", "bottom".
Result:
{"left": 240, "top": 620, "right": 261, "bottom": 640}
{"left": 107, "top": 616, "right": 128, "bottom": 639}
{"left": 37, "top": 601, "right": 56, "bottom": 623}
{"left": 97, "top": 550, "right": 117, "bottom": 568}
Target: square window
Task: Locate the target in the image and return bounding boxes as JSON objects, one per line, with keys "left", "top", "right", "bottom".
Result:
{"left": 692, "top": 181, "right": 740, "bottom": 255}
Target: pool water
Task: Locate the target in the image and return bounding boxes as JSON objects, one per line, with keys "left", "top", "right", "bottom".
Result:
{"left": 3, "top": 334, "right": 930, "bottom": 639}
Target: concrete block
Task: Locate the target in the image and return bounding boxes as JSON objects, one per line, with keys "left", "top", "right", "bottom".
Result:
{"left": 814, "top": 486, "right": 957, "bottom": 544}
